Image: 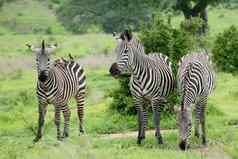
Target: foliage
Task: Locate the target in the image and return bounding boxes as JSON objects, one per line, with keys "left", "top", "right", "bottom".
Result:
{"left": 180, "top": 17, "right": 204, "bottom": 35}
{"left": 140, "top": 14, "right": 193, "bottom": 69}
{"left": 108, "top": 77, "right": 135, "bottom": 115}
{"left": 212, "top": 25, "right": 238, "bottom": 73}
{"left": 57, "top": 0, "right": 151, "bottom": 33}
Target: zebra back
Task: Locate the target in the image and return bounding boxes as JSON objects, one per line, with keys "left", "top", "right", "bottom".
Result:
{"left": 178, "top": 52, "right": 215, "bottom": 96}
{"left": 148, "top": 53, "right": 173, "bottom": 72}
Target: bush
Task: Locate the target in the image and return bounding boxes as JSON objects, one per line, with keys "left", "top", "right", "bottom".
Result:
{"left": 140, "top": 14, "right": 193, "bottom": 71}
{"left": 212, "top": 26, "right": 238, "bottom": 74}
{"left": 109, "top": 13, "right": 195, "bottom": 115}
{"left": 108, "top": 77, "right": 135, "bottom": 115}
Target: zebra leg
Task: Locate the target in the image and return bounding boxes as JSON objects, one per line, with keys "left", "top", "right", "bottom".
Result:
{"left": 152, "top": 99, "right": 163, "bottom": 144}
{"left": 200, "top": 97, "right": 208, "bottom": 146}
{"left": 76, "top": 92, "right": 85, "bottom": 135}
{"left": 142, "top": 109, "right": 148, "bottom": 142}
{"left": 54, "top": 106, "right": 62, "bottom": 140}
{"left": 34, "top": 103, "right": 47, "bottom": 142}
{"left": 134, "top": 97, "right": 145, "bottom": 145}
{"left": 62, "top": 105, "right": 71, "bottom": 138}
{"left": 194, "top": 105, "right": 200, "bottom": 138}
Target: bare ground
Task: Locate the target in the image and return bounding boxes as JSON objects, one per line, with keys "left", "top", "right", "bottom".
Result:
{"left": 0, "top": 54, "right": 115, "bottom": 73}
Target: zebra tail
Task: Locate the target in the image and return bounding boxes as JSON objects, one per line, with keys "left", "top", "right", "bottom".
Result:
{"left": 181, "top": 63, "right": 193, "bottom": 110}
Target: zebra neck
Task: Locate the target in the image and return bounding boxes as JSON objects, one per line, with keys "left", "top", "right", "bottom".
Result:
{"left": 131, "top": 53, "right": 147, "bottom": 80}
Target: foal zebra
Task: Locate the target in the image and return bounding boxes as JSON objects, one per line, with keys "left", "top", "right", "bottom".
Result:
{"left": 110, "top": 30, "right": 175, "bottom": 144}
{"left": 176, "top": 52, "right": 215, "bottom": 150}
{"left": 27, "top": 41, "right": 86, "bottom": 142}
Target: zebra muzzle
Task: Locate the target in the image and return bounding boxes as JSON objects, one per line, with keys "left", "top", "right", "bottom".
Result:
{"left": 109, "top": 63, "right": 121, "bottom": 77}
{"left": 179, "top": 140, "right": 189, "bottom": 151}
{"left": 39, "top": 71, "right": 48, "bottom": 82}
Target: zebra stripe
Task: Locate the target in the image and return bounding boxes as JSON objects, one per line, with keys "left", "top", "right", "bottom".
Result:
{"left": 110, "top": 30, "right": 175, "bottom": 144}
{"left": 30, "top": 41, "right": 86, "bottom": 142}
{"left": 176, "top": 52, "right": 215, "bottom": 150}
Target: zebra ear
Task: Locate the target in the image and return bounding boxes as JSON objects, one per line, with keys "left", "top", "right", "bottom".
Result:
{"left": 112, "top": 32, "right": 117, "bottom": 37}
{"left": 123, "top": 29, "right": 132, "bottom": 42}
{"left": 26, "top": 43, "right": 41, "bottom": 53}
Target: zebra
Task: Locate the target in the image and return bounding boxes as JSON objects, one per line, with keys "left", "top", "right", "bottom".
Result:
{"left": 175, "top": 52, "right": 215, "bottom": 150}
{"left": 27, "top": 40, "right": 86, "bottom": 142}
{"left": 109, "top": 30, "right": 175, "bottom": 145}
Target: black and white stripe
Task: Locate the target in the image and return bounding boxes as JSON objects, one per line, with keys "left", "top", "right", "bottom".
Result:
{"left": 110, "top": 30, "right": 175, "bottom": 144}
{"left": 28, "top": 41, "right": 86, "bottom": 142}
{"left": 176, "top": 52, "right": 215, "bottom": 150}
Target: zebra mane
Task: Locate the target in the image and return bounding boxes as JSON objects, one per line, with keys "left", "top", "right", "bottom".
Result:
{"left": 181, "top": 63, "right": 193, "bottom": 111}
{"left": 148, "top": 53, "right": 172, "bottom": 72}
{"left": 179, "top": 52, "right": 213, "bottom": 69}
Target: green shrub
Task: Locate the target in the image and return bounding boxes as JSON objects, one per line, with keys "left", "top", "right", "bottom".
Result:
{"left": 45, "top": 26, "right": 53, "bottom": 34}
{"left": 180, "top": 17, "right": 204, "bottom": 35}
{"left": 108, "top": 77, "right": 135, "bottom": 115}
{"left": 212, "top": 26, "right": 238, "bottom": 74}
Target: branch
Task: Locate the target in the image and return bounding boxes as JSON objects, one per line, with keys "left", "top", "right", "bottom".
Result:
{"left": 191, "top": 0, "right": 208, "bottom": 17}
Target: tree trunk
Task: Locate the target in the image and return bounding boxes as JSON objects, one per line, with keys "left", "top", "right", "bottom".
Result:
{"left": 176, "top": 0, "right": 208, "bottom": 35}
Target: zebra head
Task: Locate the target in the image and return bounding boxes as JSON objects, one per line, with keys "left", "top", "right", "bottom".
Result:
{"left": 27, "top": 40, "right": 57, "bottom": 82}
{"left": 109, "top": 30, "right": 133, "bottom": 77}
{"left": 175, "top": 106, "right": 192, "bottom": 150}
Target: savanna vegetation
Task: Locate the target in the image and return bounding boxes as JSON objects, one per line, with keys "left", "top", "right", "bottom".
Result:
{"left": 0, "top": 0, "right": 238, "bottom": 159}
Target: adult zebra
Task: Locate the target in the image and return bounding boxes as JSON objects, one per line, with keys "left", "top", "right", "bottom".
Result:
{"left": 176, "top": 52, "right": 215, "bottom": 150}
{"left": 27, "top": 41, "right": 86, "bottom": 142}
{"left": 109, "top": 30, "right": 175, "bottom": 144}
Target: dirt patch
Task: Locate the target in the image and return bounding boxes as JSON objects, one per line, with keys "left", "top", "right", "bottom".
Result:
{"left": 77, "top": 54, "right": 115, "bottom": 69}
{"left": 0, "top": 54, "right": 115, "bottom": 74}
{"left": 99, "top": 129, "right": 176, "bottom": 140}
{"left": 0, "top": 56, "right": 34, "bottom": 73}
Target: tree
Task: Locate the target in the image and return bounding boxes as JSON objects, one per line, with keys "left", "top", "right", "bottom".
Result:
{"left": 57, "top": 0, "right": 151, "bottom": 33}
{"left": 175, "top": 0, "right": 222, "bottom": 34}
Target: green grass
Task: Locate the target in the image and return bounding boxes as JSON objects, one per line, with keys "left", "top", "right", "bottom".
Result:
{"left": 0, "top": 34, "right": 115, "bottom": 57}
{"left": 0, "top": 1, "right": 238, "bottom": 158}
{"left": 0, "top": 0, "right": 66, "bottom": 34}
{"left": 0, "top": 68, "right": 238, "bottom": 159}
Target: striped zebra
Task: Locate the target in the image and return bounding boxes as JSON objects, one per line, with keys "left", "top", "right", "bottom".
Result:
{"left": 27, "top": 40, "right": 86, "bottom": 142}
{"left": 176, "top": 52, "right": 215, "bottom": 150}
{"left": 109, "top": 30, "right": 175, "bottom": 144}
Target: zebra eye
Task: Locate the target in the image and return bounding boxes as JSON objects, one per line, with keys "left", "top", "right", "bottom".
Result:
{"left": 124, "top": 49, "right": 128, "bottom": 53}
{"left": 47, "top": 59, "right": 50, "bottom": 61}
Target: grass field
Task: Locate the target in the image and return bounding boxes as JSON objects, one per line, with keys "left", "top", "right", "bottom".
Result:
{"left": 0, "top": 68, "right": 238, "bottom": 159}
{"left": 0, "top": 0, "right": 238, "bottom": 158}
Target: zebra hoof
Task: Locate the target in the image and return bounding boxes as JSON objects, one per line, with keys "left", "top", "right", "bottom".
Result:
{"left": 79, "top": 129, "right": 84, "bottom": 136}
{"left": 202, "top": 138, "right": 207, "bottom": 146}
{"left": 195, "top": 132, "right": 200, "bottom": 138}
{"left": 137, "top": 139, "right": 142, "bottom": 145}
{"left": 57, "top": 136, "right": 63, "bottom": 141}
{"left": 33, "top": 135, "right": 42, "bottom": 143}
{"left": 63, "top": 132, "right": 69, "bottom": 138}
{"left": 157, "top": 137, "right": 163, "bottom": 145}
{"left": 137, "top": 136, "right": 145, "bottom": 145}
{"left": 179, "top": 140, "right": 188, "bottom": 151}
